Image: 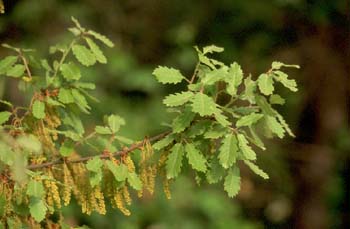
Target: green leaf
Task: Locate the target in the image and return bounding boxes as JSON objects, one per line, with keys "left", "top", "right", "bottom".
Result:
{"left": 72, "top": 44, "right": 96, "bottom": 66}
{"left": 236, "top": 113, "right": 263, "bottom": 127}
{"left": 248, "top": 126, "right": 266, "bottom": 150}
{"left": 273, "top": 70, "right": 298, "bottom": 92}
{"left": 226, "top": 62, "right": 243, "bottom": 95}
{"left": 237, "top": 134, "right": 256, "bottom": 160}
{"left": 214, "top": 111, "right": 230, "bottom": 127}
{"left": 224, "top": 167, "right": 241, "bottom": 198}
{"left": 32, "top": 101, "right": 45, "bottom": 119}
{"left": 258, "top": 73, "right": 274, "bottom": 95}
{"left": 191, "top": 93, "right": 218, "bottom": 116}
{"left": 26, "top": 180, "right": 45, "bottom": 198}
{"left": 58, "top": 88, "right": 74, "bottom": 104}
{"left": 163, "top": 91, "right": 194, "bottom": 107}
{"left": 206, "top": 158, "right": 225, "bottom": 184}
{"left": 105, "top": 161, "right": 128, "bottom": 182}
{"left": 274, "top": 111, "right": 295, "bottom": 137}
{"left": 72, "top": 89, "right": 90, "bottom": 113}
{"left": 166, "top": 143, "right": 184, "bottom": 179}
{"left": 204, "top": 125, "right": 226, "bottom": 139}
{"left": 60, "top": 62, "right": 81, "bottom": 81}
{"left": 255, "top": 95, "right": 275, "bottom": 116}
{"left": 108, "top": 114, "right": 125, "bottom": 133}
{"left": 153, "top": 66, "right": 185, "bottom": 84}
{"left": 244, "top": 160, "right": 269, "bottom": 179}
{"left": 185, "top": 143, "right": 207, "bottom": 172}
{"left": 152, "top": 135, "right": 174, "bottom": 150}
{"left": 6, "top": 64, "right": 25, "bottom": 77}
{"left": 127, "top": 172, "right": 143, "bottom": 191}
{"left": 86, "top": 157, "right": 103, "bottom": 173}
{"left": 89, "top": 171, "right": 102, "bottom": 187}
{"left": 218, "top": 133, "right": 239, "bottom": 168}
{"left": 271, "top": 61, "right": 299, "bottom": 70}
{"left": 203, "top": 45, "right": 224, "bottom": 54}
{"left": 59, "top": 140, "right": 75, "bottom": 157}
{"left": 0, "top": 56, "right": 17, "bottom": 74}
{"left": 265, "top": 115, "right": 285, "bottom": 138}
{"left": 17, "top": 135, "right": 42, "bottom": 153}
{"left": 87, "top": 30, "right": 114, "bottom": 47}
{"left": 172, "top": 107, "right": 195, "bottom": 133}
{"left": 85, "top": 37, "right": 107, "bottom": 64}
{"left": 95, "top": 126, "right": 112, "bottom": 135}
{"left": 201, "top": 67, "right": 227, "bottom": 85}
{"left": 29, "top": 197, "right": 47, "bottom": 222}
{"left": 241, "top": 76, "right": 256, "bottom": 103}
{"left": 0, "top": 111, "right": 11, "bottom": 125}
{"left": 269, "top": 94, "right": 285, "bottom": 105}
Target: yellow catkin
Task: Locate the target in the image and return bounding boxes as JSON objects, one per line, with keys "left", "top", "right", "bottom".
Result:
{"left": 122, "top": 185, "right": 132, "bottom": 206}
{"left": 70, "top": 163, "right": 89, "bottom": 214}
{"left": 115, "top": 190, "right": 130, "bottom": 216}
{"left": 163, "top": 178, "right": 172, "bottom": 200}
{"left": 158, "top": 153, "right": 168, "bottom": 168}
{"left": 124, "top": 155, "right": 135, "bottom": 173}
{"left": 137, "top": 167, "right": 147, "bottom": 198}
{"left": 146, "top": 165, "right": 156, "bottom": 195}
{"left": 94, "top": 186, "right": 106, "bottom": 215}
{"left": 88, "top": 189, "right": 98, "bottom": 215}
{"left": 62, "top": 163, "right": 73, "bottom": 206}
{"left": 44, "top": 170, "right": 61, "bottom": 210}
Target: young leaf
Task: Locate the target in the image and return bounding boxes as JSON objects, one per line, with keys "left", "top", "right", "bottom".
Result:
{"left": 206, "top": 158, "right": 225, "bottom": 184}
{"left": 214, "top": 111, "right": 231, "bottom": 127}
{"left": 71, "top": 89, "right": 90, "bottom": 113}
{"left": 203, "top": 45, "right": 224, "bottom": 54}
{"left": 273, "top": 70, "right": 298, "bottom": 92}
{"left": 0, "top": 56, "right": 17, "bottom": 74}
{"left": 108, "top": 114, "right": 125, "bottom": 133}
{"left": 185, "top": 143, "right": 207, "bottom": 172}
{"left": 237, "top": 133, "right": 256, "bottom": 160}
{"left": 58, "top": 88, "right": 74, "bottom": 104}
{"left": 201, "top": 67, "right": 227, "bottom": 85}
{"left": 152, "top": 134, "right": 174, "bottom": 150}
{"left": 29, "top": 198, "right": 47, "bottom": 222}
{"left": 269, "top": 94, "right": 285, "bottom": 105}
{"left": 60, "top": 62, "right": 81, "bottom": 81}
{"left": 258, "top": 73, "right": 274, "bottom": 95}
{"left": 191, "top": 93, "right": 218, "bottom": 116}
{"left": 172, "top": 107, "right": 195, "bottom": 133}
{"left": 166, "top": 143, "right": 184, "bottom": 179}
{"left": 72, "top": 44, "right": 96, "bottom": 66}
{"left": 59, "top": 140, "right": 75, "bottom": 157}
{"left": 87, "top": 30, "right": 114, "bottom": 47}
{"left": 274, "top": 111, "right": 295, "bottom": 137}
{"left": 105, "top": 161, "right": 128, "bottom": 182}
{"left": 271, "top": 61, "right": 299, "bottom": 70}
{"left": 26, "top": 180, "right": 45, "bottom": 198}
{"left": 244, "top": 160, "right": 269, "bottom": 179}
{"left": 236, "top": 113, "right": 263, "bottom": 127}
{"left": 241, "top": 76, "right": 256, "bottom": 104}
{"left": 218, "top": 133, "right": 239, "bottom": 168}
{"left": 85, "top": 37, "right": 107, "bottom": 64}
{"left": 0, "top": 111, "right": 11, "bottom": 125}
{"left": 153, "top": 66, "right": 185, "bottom": 84}
{"left": 127, "top": 172, "right": 143, "bottom": 191}
{"left": 204, "top": 125, "right": 226, "bottom": 139}
{"left": 95, "top": 126, "right": 112, "bottom": 135}
{"left": 32, "top": 101, "right": 45, "bottom": 119}
{"left": 265, "top": 115, "right": 285, "bottom": 138}
{"left": 163, "top": 91, "right": 194, "bottom": 107}
{"left": 226, "top": 62, "right": 243, "bottom": 95}
{"left": 224, "top": 167, "right": 241, "bottom": 198}
{"left": 86, "top": 157, "right": 103, "bottom": 173}
{"left": 6, "top": 64, "right": 25, "bottom": 77}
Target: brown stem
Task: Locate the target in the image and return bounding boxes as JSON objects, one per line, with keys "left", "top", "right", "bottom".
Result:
{"left": 27, "top": 131, "right": 171, "bottom": 170}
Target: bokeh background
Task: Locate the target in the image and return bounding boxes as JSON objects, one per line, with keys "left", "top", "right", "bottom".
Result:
{"left": 0, "top": 0, "right": 349, "bottom": 228}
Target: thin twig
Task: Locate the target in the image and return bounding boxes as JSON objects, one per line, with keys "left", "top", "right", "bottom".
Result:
{"left": 27, "top": 131, "right": 171, "bottom": 170}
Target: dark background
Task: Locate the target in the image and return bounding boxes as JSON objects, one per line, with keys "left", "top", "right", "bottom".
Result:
{"left": 0, "top": 0, "right": 349, "bottom": 228}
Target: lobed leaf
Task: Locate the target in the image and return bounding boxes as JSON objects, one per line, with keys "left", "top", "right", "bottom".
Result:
{"left": 218, "top": 133, "right": 239, "bottom": 169}
{"left": 191, "top": 93, "right": 218, "bottom": 116}
{"left": 152, "top": 66, "right": 185, "bottom": 84}
{"left": 32, "top": 101, "right": 45, "bottom": 119}
{"left": 163, "top": 91, "right": 194, "bottom": 107}
{"left": 166, "top": 143, "right": 184, "bottom": 179}
{"left": 237, "top": 133, "right": 256, "bottom": 160}
{"left": 185, "top": 143, "right": 207, "bottom": 172}
{"left": 236, "top": 113, "right": 263, "bottom": 127}
{"left": 72, "top": 44, "right": 96, "bottom": 66}
{"left": 258, "top": 73, "right": 274, "bottom": 95}
{"left": 60, "top": 62, "right": 81, "bottom": 81}
{"left": 224, "top": 167, "right": 241, "bottom": 198}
